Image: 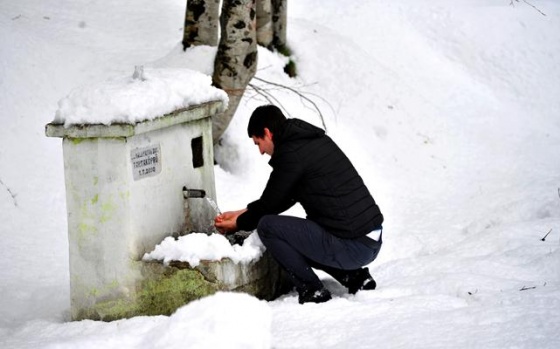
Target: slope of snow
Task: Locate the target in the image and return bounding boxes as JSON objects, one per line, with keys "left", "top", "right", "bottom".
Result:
{"left": 1, "top": 0, "right": 559, "bottom": 348}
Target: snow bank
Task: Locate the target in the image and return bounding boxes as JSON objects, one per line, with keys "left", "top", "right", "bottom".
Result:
{"left": 53, "top": 68, "right": 228, "bottom": 127}
{"left": 148, "top": 292, "right": 272, "bottom": 349}
{"left": 28, "top": 292, "right": 271, "bottom": 349}
{"left": 142, "top": 232, "right": 265, "bottom": 267}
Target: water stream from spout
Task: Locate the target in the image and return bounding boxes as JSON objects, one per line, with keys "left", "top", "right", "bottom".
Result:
{"left": 205, "top": 197, "right": 222, "bottom": 216}
{"left": 204, "top": 198, "right": 243, "bottom": 244}
{"left": 204, "top": 197, "right": 223, "bottom": 236}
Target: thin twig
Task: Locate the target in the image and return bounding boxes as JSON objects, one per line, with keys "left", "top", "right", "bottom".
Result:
{"left": 0, "top": 178, "right": 18, "bottom": 207}
{"left": 252, "top": 76, "right": 329, "bottom": 131}
{"left": 520, "top": 285, "right": 536, "bottom": 291}
{"left": 248, "top": 83, "right": 287, "bottom": 114}
{"left": 541, "top": 229, "right": 552, "bottom": 242}
{"left": 510, "top": 0, "right": 546, "bottom": 16}
{"left": 249, "top": 84, "right": 295, "bottom": 120}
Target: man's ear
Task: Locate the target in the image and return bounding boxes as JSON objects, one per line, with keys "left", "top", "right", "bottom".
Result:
{"left": 264, "top": 127, "right": 273, "bottom": 140}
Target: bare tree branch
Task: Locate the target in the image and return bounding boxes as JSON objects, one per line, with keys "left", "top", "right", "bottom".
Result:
{"left": 249, "top": 76, "right": 332, "bottom": 131}
{"left": 247, "top": 82, "right": 285, "bottom": 110}
{"left": 0, "top": 178, "right": 18, "bottom": 207}
{"left": 510, "top": 0, "right": 546, "bottom": 16}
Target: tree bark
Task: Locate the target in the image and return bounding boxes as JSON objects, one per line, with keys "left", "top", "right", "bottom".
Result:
{"left": 257, "top": 0, "right": 273, "bottom": 48}
{"left": 212, "top": 0, "right": 258, "bottom": 143}
{"left": 182, "top": 0, "right": 220, "bottom": 49}
{"left": 271, "top": 0, "right": 287, "bottom": 51}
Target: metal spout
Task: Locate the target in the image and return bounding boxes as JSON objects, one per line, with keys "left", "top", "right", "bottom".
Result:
{"left": 183, "top": 187, "right": 206, "bottom": 199}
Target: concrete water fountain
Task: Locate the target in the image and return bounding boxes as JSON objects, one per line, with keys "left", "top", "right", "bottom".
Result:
{"left": 46, "top": 68, "right": 289, "bottom": 321}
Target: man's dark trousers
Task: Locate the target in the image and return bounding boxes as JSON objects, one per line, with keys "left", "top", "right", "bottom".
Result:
{"left": 257, "top": 215, "right": 382, "bottom": 291}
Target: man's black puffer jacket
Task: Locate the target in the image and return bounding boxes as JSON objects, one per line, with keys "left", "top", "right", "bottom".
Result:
{"left": 236, "top": 118, "right": 383, "bottom": 239}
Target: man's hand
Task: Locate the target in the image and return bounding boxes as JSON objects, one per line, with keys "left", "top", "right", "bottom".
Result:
{"left": 214, "top": 208, "right": 247, "bottom": 234}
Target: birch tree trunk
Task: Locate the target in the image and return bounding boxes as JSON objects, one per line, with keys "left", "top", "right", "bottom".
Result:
{"left": 182, "top": 0, "right": 220, "bottom": 49}
{"left": 271, "top": 0, "right": 288, "bottom": 50}
{"left": 212, "top": 0, "right": 258, "bottom": 143}
{"left": 257, "top": 0, "right": 273, "bottom": 48}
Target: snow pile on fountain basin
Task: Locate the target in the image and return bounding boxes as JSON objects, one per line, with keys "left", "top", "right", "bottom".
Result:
{"left": 143, "top": 232, "right": 265, "bottom": 267}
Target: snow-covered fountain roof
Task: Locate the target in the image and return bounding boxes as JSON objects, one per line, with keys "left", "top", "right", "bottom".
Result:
{"left": 46, "top": 67, "right": 228, "bottom": 138}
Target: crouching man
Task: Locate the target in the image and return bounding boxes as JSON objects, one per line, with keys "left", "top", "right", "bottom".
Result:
{"left": 215, "top": 105, "right": 384, "bottom": 304}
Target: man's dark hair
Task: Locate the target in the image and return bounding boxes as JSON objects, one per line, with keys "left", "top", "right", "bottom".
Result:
{"left": 247, "top": 105, "right": 287, "bottom": 138}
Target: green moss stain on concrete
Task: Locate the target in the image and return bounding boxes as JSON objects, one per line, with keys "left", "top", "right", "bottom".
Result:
{"left": 76, "top": 190, "right": 99, "bottom": 247}
{"left": 88, "top": 287, "right": 100, "bottom": 297}
{"left": 76, "top": 222, "right": 98, "bottom": 248}
{"left": 118, "top": 190, "right": 130, "bottom": 201}
{"left": 70, "top": 137, "right": 85, "bottom": 145}
{"left": 76, "top": 263, "right": 218, "bottom": 321}
{"left": 136, "top": 266, "right": 218, "bottom": 317}
{"left": 99, "top": 195, "right": 117, "bottom": 223}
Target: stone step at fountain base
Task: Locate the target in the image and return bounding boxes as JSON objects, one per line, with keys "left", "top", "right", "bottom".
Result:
{"left": 76, "top": 251, "right": 292, "bottom": 321}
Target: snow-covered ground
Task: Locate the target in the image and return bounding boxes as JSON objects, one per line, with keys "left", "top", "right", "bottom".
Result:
{"left": 1, "top": 0, "right": 560, "bottom": 348}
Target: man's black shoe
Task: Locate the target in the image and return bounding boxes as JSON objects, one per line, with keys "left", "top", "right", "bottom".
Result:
{"left": 298, "top": 287, "right": 332, "bottom": 304}
{"left": 346, "top": 268, "right": 377, "bottom": 294}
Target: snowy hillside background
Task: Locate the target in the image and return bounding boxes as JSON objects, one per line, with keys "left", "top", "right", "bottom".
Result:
{"left": 1, "top": 0, "right": 560, "bottom": 348}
